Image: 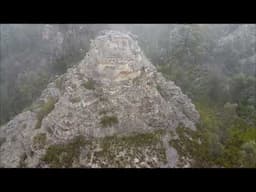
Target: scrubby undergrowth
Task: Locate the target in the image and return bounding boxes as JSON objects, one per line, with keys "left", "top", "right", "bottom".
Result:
{"left": 40, "top": 130, "right": 168, "bottom": 168}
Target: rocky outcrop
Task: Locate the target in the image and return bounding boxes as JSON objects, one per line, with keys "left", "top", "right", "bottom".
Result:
{"left": 0, "top": 30, "right": 199, "bottom": 168}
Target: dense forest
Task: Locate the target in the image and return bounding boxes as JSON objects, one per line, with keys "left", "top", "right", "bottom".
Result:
{"left": 0, "top": 24, "right": 256, "bottom": 167}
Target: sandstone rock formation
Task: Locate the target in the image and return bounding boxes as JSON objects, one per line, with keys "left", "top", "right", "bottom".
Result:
{"left": 0, "top": 30, "right": 199, "bottom": 168}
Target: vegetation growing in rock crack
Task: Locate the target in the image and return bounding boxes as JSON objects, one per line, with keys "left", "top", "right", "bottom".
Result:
{"left": 35, "top": 97, "right": 56, "bottom": 129}
{"left": 82, "top": 78, "right": 95, "bottom": 90}
{"left": 55, "top": 76, "right": 64, "bottom": 90}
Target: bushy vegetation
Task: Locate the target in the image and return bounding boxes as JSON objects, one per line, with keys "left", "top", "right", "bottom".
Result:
{"left": 170, "top": 100, "right": 256, "bottom": 168}
{"left": 55, "top": 76, "right": 65, "bottom": 90}
{"left": 41, "top": 135, "right": 86, "bottom": 168}
{"left": 100, "top": 115, "right": 118, "bottom": 127}
{"left": 82, "top": 78, "right": 96, "bottom": 90}
{"left": 94, "top": 130, "right": 166, "bottom": 167}
{"left": 35, "top": 97, "right": 56, "bottom": 129}
{"left": 101, "top": 130, "right": 164, "bottom": 150}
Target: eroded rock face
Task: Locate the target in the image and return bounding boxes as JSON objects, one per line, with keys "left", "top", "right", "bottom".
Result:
{"left": 0, "top": 30, "right": 199, "bottom": 168}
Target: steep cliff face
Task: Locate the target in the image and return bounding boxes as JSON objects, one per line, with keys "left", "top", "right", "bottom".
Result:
{"left": 0, "top": 30, "right": 199, "bottom": 168}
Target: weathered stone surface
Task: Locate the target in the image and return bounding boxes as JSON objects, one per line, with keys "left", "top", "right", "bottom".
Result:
{"left": 0, "top": 30, "right": 200, "bottom": 167}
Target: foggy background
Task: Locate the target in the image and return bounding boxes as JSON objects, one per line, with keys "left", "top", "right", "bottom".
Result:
{"left": 1, "top": 24, "right": 256, "bottom": 167}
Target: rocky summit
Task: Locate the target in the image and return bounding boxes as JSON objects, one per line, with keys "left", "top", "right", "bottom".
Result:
{"left": 0, "top": 30, "right": 199, "bottom": 168}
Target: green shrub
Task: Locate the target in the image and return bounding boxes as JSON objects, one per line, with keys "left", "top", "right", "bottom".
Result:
{"left": 195, "top": 102, "right": 220, "bottom": 130}
{"left": 239, "top": 141, "right": 256, "bottom": 167}
{"left": 82, "top": 78, "right": 95, "bottom": 90}
{"left": 169, "top": 126, "right": 215, "bottom": 167}
{"left": 100, "top": 115, "right": 118, "bottom": 127}
{"left": 55, "top": 76, "right": 64, "bottom": 90}
{"left": 102, "top": 130, "right": 164, "bottom": 150}
{"left": 35, "top": 97, "right": 56, "bottom": 129}
{"left": 122, "top": 131, "right": 163, "bottom": 146}
{"left": 41, "top": 135, "right": 86, "bottom": 168}
{"left": 170, "top": 100, "right": 256, "bottom": 168}
{"left": 97, "top": 130, "right": 167, "bottom": 167}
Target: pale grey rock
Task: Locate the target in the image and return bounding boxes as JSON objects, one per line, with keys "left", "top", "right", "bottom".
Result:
{"left": 161, "top": 133, "right": 178, "bottom": 168}
{"left": 0, "top": 30, "right": 200, "bottom": 167}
